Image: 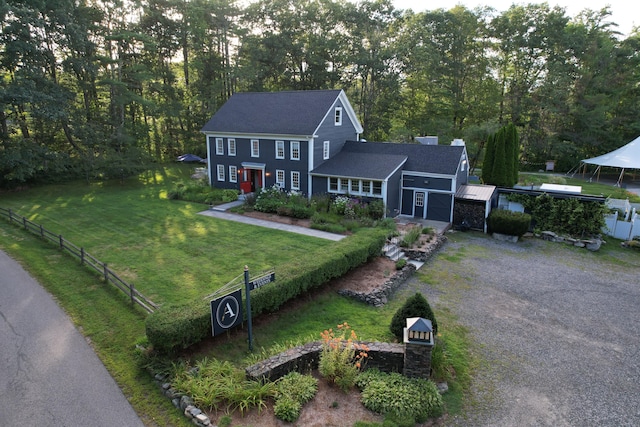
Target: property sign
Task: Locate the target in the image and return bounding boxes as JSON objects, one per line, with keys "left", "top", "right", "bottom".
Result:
{"left": 210, "top": 289, "right": 243, "bottom": 336}
{"left": 248, "top": 272, "right": 275, "bottom": 290}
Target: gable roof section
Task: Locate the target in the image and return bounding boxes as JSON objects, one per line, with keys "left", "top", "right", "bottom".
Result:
{"left": 340, "top": 141, "right": 464, "bottom": 175}
{"left": 311, "top": 151, "right": 407, "bottom": 180}
{"left": 200, "top": 89, "right": 363, "bottom": 136}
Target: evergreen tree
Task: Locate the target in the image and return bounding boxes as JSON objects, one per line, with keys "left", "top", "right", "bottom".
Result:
{"left": 482, "top": 133, "right": 496, "bottom": 184}
{"left": 491, "top": 127, "right": 508, "bottom": 186}
{"left": 390, "top": 293, "right": 438, "bottom": 340}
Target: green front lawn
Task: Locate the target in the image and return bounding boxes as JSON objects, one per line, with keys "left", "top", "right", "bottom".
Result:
{"left": 0, "top": 164, "right": 331, "bottom": 305}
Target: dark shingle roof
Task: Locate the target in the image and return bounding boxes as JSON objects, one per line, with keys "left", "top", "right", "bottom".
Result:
{"left": 200, "top": 90, "right": 342, "bottom": 135}
{"left": 340, "top": 140, "right": 464, "bottom": 175}
{"left": 311, "top": 151, "right": 407, "bottom": 180}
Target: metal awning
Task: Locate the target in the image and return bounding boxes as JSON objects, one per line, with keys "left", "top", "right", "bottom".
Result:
{"left": 455, "top": 184, "right": 496, "bottom": 201}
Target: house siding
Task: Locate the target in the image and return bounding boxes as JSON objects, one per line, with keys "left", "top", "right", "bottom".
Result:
{"left": 402, "top": 174, "right": 453, "bottom": 192}
{"left": 312, "top": 176, "right": 329, "bottom": 194}
{"left": 311, "top": 99, "right": 360, "bottom": 170}
{"left": 206, "top": 135, "right": 309, "bottom": 193}
{"left": 386, "top": 168, "right": 403, "bottom": 216}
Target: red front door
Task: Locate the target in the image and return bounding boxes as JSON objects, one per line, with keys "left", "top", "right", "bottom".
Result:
{"left": 239, "top": 169, "right": 262, "bottom": 194}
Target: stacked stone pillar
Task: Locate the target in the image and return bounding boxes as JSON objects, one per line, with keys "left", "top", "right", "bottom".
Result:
{"left": 402, "top": 317, "right": 434, "bottom": 379}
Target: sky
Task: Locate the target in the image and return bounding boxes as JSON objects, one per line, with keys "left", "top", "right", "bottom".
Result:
{"left": 392, "top": 0, "right": 638, "bottom": 37}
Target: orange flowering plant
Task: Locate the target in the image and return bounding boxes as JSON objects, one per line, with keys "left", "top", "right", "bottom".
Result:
{"left": 318, "top": 322, "right": 370, "bottom": 392}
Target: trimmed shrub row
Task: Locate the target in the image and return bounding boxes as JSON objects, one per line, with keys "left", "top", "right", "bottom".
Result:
{"left": 487, "top": 209, "right": 531, "bottom": 236}
{"left": 145, "top": 228, "right": 389, "bottom": 354}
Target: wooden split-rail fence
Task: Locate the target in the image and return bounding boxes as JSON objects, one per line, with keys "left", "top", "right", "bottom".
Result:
{"left": 0, "top": 207, "right": 158, "bottom": 314}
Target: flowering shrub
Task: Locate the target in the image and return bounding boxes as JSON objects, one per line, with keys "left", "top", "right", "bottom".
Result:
{"left": 332, "top": 196, "right": 350, "bottom": 215}
{"left": 254, "top": 185, "right": 287, "bottom": 213}
{"left": 318, "top": 322, "right": 369, "bottom": 392}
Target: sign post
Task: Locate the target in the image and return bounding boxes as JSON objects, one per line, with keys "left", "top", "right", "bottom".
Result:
{"left": 244, "top": 265, "right": 276, "bottom": 352}
{"left": 244, "top": 265, "right": 253, "bottom": 352}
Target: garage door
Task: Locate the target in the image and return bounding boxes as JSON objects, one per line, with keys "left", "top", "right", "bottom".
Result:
{"left": 426, "top": 193, "right": 452, "bottom": 222}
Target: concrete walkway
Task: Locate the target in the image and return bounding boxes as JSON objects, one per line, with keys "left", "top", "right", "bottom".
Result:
{"left": 198, "top": 201, "right": 346, "bottom": 241}
{"left": 0, "top": 250, "right": 144, "bottom": 427}
{"left": 199, "top": 209, "right": 346, "bottom": 241}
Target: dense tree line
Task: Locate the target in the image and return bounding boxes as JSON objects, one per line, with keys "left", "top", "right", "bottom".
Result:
{"left": 1, "top": 0, "right": 639, "bottom": 186}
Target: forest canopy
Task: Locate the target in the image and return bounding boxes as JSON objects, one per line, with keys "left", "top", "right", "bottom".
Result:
{"left": 1, "top": 0, "right": 639, "bottom": 186}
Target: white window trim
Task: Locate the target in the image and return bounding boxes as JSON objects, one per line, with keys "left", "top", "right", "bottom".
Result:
{"left": 251, "top": 139, "right": 260, "bottom": 158}
{"left": 276, "top": 169, "right": 285, "bottom": 187}
{"left": 326, "top": 177, "right": 383, "bottom": 198}
{"left": 334, "top": 107, "right": 342, "bottom": 126}
{"left": 290, "top": 141, "right": 300, "bottom": 161}
{"left": 323, "top": 140, "right": 330, "bottom": 160}
{"left": 291, "top": 171, "right": 300, "bottom": 191}
{"left": 228, "top": 139, "right": 236, "bottom": 156}
{"left": 275, "top": 140, "right": 285, "bottom": 159}
{"left": 215, "top": 138, "right": 224, "bottom": 155}
{"left": 229, "top": 165, "right": 237, "bottom": 183}
{"left": 216, "top": 164, "right": 225, "bottom": 181}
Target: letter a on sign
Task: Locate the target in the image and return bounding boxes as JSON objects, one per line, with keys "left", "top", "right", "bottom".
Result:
{"left": 210, "top": 290, "right": 243, "bottom": 336}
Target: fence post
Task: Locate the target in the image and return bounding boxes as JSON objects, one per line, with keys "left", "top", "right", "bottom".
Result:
{"left": 80, "top": 247, "right": 85, "bottom": 265}
{"left": 23, "top": 216, "right": 27, "bottom": 229}
{"left": 59, "top": 235, "right": 64, "bottom": 250}
{"left": 40, "top": 224, "right": 44, "bottom": 237}
{"left": 130, "top": 283, "right": 135, "bottom": 305}
{"left": 103, "top": 263, "right": 108, "bottom": 282}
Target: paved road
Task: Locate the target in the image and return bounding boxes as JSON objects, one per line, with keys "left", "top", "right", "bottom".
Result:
{"left": 411, "top": 233, "right": 640, "bottom": 426}
{"left": 0, "top": 250, "right": 144, "bottom": 427}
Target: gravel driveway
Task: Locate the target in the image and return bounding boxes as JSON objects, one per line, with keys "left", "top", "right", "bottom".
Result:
{"left": 408, "top": 232, "right": 640, "bottom": 427}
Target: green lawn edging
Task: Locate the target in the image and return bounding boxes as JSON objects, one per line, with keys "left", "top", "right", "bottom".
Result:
{"left": 145, "top": 227, "right": 388, "bottom": 354}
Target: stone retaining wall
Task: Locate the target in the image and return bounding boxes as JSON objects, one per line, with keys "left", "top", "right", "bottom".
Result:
{"left": 338, "top": 263, "right": 416, "bottom": 307}
{"left": 245, "top": 341, "right": 405, "bottom": 382}
{"left": 403, "top": 234, "right": 448, "bottom": 262}
{"left": 338, "top": 234, "right": 447, "bottom": 307}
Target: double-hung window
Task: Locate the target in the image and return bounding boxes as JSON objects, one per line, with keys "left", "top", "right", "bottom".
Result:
{"left": 290, "top": 141, "right": 300, "bottom": 160}
{"left": 276, "top": 169, "right": 285, "bottom": 187}
{"left": 215, "top": 138, "right": 224, "bottom": 155}
{"left": 228, "top": 139, "right": 236, "bottom": 156}
{"left": 291, "top": 171, "right": 300, "bottom": 190}
{"left": 334, "top": 107, "right": 342, "bottom": 126}
{"left": 329, "top": 177, "right": 338, "bottom": 191}
{"left": 275, "top": 141, "right": 285, "bottom": 159}
{"left": 323, "top": 141, "right": 330, "bottom": 160}
{"left": 229, "top": 165, "right": 237, "bottom": 183}
{"left": 216, "top": 164, "right": 225, "bottom": 181}
{"left": 251, "top": 139, "right": 260, "bottom": 158}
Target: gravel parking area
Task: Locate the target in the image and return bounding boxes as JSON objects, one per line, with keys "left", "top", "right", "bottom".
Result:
{"left": 409, "top": 232, "right": 640, "bottom": 427}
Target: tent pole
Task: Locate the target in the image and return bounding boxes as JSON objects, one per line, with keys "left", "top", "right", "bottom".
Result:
{"left": 616, "top": 168, "right": 625, "bottom": 187}
{"left": 596, "top": 166, "right": 601, "bottom": 182}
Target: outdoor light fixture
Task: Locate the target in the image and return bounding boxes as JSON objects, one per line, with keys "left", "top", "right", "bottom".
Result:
{"left": 404, "top": 317, "right": 434, "bottom": 346}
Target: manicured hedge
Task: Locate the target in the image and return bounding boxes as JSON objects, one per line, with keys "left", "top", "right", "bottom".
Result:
{"left": 486, "top": 209, "right": 531, "bottom": 236}
{"left": 145, "top": 228, "right": 388, "bottom": 354}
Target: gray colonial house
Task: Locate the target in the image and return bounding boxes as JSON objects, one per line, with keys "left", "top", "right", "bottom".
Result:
{"left": 201, "top": 89, "right": 479, "bottom": 223}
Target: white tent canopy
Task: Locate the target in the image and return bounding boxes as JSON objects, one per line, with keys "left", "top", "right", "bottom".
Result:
{"left": 581, "top": 135, "right": 640, "bottom": 186}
